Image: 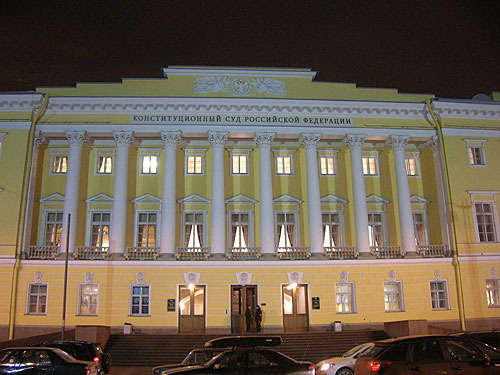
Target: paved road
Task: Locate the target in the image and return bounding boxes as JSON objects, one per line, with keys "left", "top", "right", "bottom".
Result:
{"left": 109, "top": 366, "right": 152, "bottom": 375}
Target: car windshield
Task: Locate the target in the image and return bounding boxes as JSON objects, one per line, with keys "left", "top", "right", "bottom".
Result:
{"left": 475, "top": 342, "right": 500, "bottom": 361}
{"left": 49, "top": 344, "right": 94, "bottom": 361}
{"left": 342, "top": 343, "right": 371, "bottom": 357}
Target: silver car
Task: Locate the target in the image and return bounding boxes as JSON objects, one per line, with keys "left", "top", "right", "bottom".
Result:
{"left": 315, "top": 342, "right": 373, "bottom": 375}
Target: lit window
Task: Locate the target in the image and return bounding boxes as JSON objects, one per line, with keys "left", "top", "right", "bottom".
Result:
{"left": 276, "top": 212, "right": 296, "bottom": 249}
{"left": 91, "top": 212, "right": 110, "bottom": 248}
{"left": 187, "top": 155, "right": 203, "bottom": 174}
{"left": 336, "top": 282, "right": 355, "bottom": 313}
{"left": 486, "top": 279, "right": 500, "bottom": 307}
{"left": 405, "top": 156, "right": 418, "bottom": 176}
{"left": 137, "top": 212, "right": 157, "bottom": 247}
{"left": 320, "top": 156, "right": 336, "bottom": 175}
{"left": 231, "top": 154, "right": 248, "bottom": 175}
{"left": 413, "top": 212, "right": 428, "bottom": 246}
{"left": 430, "top": 280, "right": 449, "bottom": 310}
{"left": 97, "top": 155, "right": 113, "bottom": 174}
{"left": 44, "top": 211, "right": 63, "bottom": 246}
{"left": 131, "top": 285, "right": 150, "bottom": 315}
{"left": 79, "top": 283, "right": 98, "bottom": 315}
{"left": 27, "top": 283, "right": 47, "bottom": 314}
{"left": 468, "top": 146, "right": 485, "bottom": 166}
{"left": 52, "top": 155, "right": 68, "bottom": 174}
{"left": 230, "top": 213, "right": 250, "bottom": 249}
{"left": 362, "top": 156, "right": 377, "bottom": 175}
{"left": 276, "top": 156, "right": 292, "bottom": 175}
{"left": 474, "top": 202, "right": 497, "bottom": 242}
{"left": 322, "top": 212, "right": 340, "bottom": 248}
{"left": 142, "top": 155, "right": 158, "bottom": 174}
{"left": 368, "top": 213, "right": 385, "bottom": 247}
{"left": 384, "top": 282, "right": 404, "bottom": 312}
{"left": 184, "top": 212, "right": 204, "bottom": 248}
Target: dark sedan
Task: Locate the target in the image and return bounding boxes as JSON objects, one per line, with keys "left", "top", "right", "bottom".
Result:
{"left": 0, "top": 347, "right": 99, "bottom": 375}
{"left": 153, "top": 348, "right": 227, "bottom": 375}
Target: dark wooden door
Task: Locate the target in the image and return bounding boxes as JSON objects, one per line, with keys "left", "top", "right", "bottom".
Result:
{"left": 282, "top": 284, "right": 309, "bottom": 332}
{"left": 231, "top": 285, "right": 257, "bottom": 333}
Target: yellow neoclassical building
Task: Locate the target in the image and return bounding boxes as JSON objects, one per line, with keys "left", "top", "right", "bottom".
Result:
{"left": 0, "top": 66, "right": 499, "bottom": 339}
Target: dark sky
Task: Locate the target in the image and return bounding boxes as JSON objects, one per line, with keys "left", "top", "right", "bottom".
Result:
{"left": 1, "top": 1, "right": 499, "bottom": 99}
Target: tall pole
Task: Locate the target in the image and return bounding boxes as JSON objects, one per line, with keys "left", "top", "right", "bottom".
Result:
{"left": 62, "top": 213, "right": 71, "bottom": 340}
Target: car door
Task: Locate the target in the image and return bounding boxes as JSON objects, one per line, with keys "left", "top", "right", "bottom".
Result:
{"left": 407, "top": 338, "right": 451, "bottom": 375}
{"left": 245, "top": 350, "right": 282, "bottom": 375}
{"left": 210, "top": 351, "right": 246, "bottom": 375}
{"left": 443, "top": 339, "right": 497, "bottom": 375}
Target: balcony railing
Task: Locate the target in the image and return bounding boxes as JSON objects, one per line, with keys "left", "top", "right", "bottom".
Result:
{"left": 74, "top": 246, "right": 109, "bottom": 260}
{"left": 26, "top": 245, "right": 60, "bottom": 260}
{"left": 417, "top": 245, "right": 450, "bottom": 258}
{"left": 371, "top": 246, "right": 404, "bottom": 259}
{"left": 125, "top": 247, "right": 159, "bottom": 260}
{"left": 276, "top": 247, "right": 311, "bottom": 260}
{"left": 324, "top": 246, "right": 359, "bottom": 259}
{"left": 175, "top": 247, "right": 210, "bottom": 260}
{"left": 226, "top": 247, "right": 261, "bottom": 260}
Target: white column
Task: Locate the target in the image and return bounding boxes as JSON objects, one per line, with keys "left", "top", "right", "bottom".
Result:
{"left": 255, "top": 133, "right": 275, "bottom": 254}
{"left": 390, "top": 135, "right": 417, "bottom": 254}
{"left": 301, "top": 133, "right": 324, "bottom": 255}
{"left": 344, "top": 134, "right": 371, "bottom": 254}
{"left": 208, "top": 131, "right": 228, "bottom": 255}
{"left": 160, "top": 131, "right": 181, "bottom": 256}
{"left": 110, "top": 131, "right": 134, "bottom": 255}
{"left": 61, "top": 130, "right": 86, "bottom": 254}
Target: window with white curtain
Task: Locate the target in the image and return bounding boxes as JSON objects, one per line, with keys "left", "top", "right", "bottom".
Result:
{"left": 137, "top": 212, "right": 157, "bottom": 247}
{"left": 412, "top": 212, "right": 428, "bottom": 246}
{"left": 51, "top": 154, "right": 68, "bottom": 174}
{"left": 368, "top": 212, "right": 385, "bottom": 247}
{"left": 44, "top": 211, "right": 63, "bottom": 246}
{"left": 184, "top": 212, "right": 205, "bottom": 248}
{"left": 322, "top": 212, "right": 341, "bottom": 248}
{"left": 486, "top": 278, "right": 500, "bottom": 307}
{"left": 276, "top": 212, "right": 296, "bottom": 249}
{"left": 78, "top": 283, "right": 98, "bottom": 315}
{"left": 230, "top": 212, "right": 250, "bottom": 249}
{"left": 335, "top": 282, "right": 356, "bottom": 313}
{"left": 90, "top": 212, "right": 110, "bottom": 248}
{"left": 384, "top": 281, "right": 404, "bottom": 312}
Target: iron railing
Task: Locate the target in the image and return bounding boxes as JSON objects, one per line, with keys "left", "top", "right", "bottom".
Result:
{"left": 226, "top": 247, "right": 261, "bottom": 260}
{"left": 371, "top": 246, "right": 404, "bottom": 258}
{"left": 324, "top": 246, "right": 359, "bottom": 259}
{"left": 26, "top": 245, "right": 60, "bottom": 260}
{"left": 125, "top": 247, "right": 159, "bottom": 260}
{"left": 175, "top": 247, "right": 210, "bottom": 260}
{"left": 417, "top": 245, "right": 450, "bottom": 258}
{"left": 276, "top": 247, "right": 311, "bottom": 260}
{"left": 74, "top": 246, "right": 109, "bottom": 260}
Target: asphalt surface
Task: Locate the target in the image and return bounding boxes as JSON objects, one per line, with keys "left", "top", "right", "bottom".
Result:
{"left": 110, "top": 366, "right": 152, "bottom": 375}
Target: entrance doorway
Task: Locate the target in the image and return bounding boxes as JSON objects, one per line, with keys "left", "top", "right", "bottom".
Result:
{"left": 231, "top": 285, "right": 258, "bottom": 334}
{"left": 282, "top": 284, "right": 309, "bottom": 332}
{"left": 178, "top": 284, "right": 206, "bottom": 333}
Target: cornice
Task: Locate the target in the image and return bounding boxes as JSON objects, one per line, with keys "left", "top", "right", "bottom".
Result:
{"left": 0, "top": 93, "right": 44, "bottom": 111}
{"left": 433, "top": 101, "right": 500, "bottom": 119}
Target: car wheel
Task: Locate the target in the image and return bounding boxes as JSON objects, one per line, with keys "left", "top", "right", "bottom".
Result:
{"left": 335, "top": 367, "right": 353, "bottom": 375}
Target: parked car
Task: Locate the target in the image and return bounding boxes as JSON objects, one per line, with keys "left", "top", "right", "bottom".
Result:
{"left": 36, "top": 340, "right": 111, "bottom": 374}
{"left": 153, "top": 348, "right": 228, "bottom": 375}
{"left": 0, "top": 347, "right": 100, "bottom": 374}
{"left": 453, "top": 330, "right": 500, "bottom": 349}
{"left": 354, "top": 334, "right": 500, "bottom": 375}
{"left": 160, "top": 336, "right": 315, "bottom": 375}
{"left": 315, "top": 342, "right": 373, "bottom": 375}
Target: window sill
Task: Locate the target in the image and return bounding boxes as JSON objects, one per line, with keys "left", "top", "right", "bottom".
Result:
{"left": 128, "top": 314, "right": 151, "bottom": 317}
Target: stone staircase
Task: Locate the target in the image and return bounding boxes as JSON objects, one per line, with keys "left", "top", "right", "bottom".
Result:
{"left": 106, "top": 330, "right": 389, "bottom": 367}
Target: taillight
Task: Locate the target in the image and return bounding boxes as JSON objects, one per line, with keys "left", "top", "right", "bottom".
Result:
{"left": 367, "top": 360, "right": 392, "bottom": 372}
{"left": 93, "top": 356, "right": 100, "bottom": 363}
{"left": 308, "top": 363, "right": 315, "bottom": 374}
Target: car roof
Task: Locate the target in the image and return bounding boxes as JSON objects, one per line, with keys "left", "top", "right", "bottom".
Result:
{"left": 371, "top": 334, "right": 472, "bottom": 346}
{"left": 204, "top": 336, "right": 282, "bottom": 348}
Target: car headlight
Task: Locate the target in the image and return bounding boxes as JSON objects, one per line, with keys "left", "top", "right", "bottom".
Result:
{"left": 320, "top": 363, "right": 331, "bottom": 371}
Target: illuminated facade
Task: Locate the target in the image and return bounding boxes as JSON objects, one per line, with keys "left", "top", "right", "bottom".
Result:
{"left": 0, "top": 67, "right": 499, "bottom": 339}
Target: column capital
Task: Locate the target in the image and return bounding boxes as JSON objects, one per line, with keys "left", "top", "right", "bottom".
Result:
{"left": 208, "top": 131, "right": 228, "bottom": 147}
{"left": 343, "top": 134, "right": 366, "bottom": 148}
{"left": 300, "top": 133, "right": 321, "bottom": 149}
{"left": 34, "top": 131, "right": 48, "bottom": 146}
{"left": 66, "top": 130, "right": 87, "bottom": 145}
{"left": 388, "top": 135, "right": 410, "bottom": 150}
{"left": 161, "top": 131, "right": 181, "bottom": 145}
{"left": 254, "top": 132, "right": 275, "bottom": 146}
{"left": 113, "top": 130, "right": 134, "bottom": 145}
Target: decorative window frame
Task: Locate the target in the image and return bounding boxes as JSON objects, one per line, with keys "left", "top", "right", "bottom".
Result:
{"left": 405, "top": 151, "right": 421, "bottom": 177}
{"left": 41, "top": 210, "right": 64, "bottom": 247}
{"left": 335, "top": 281, "right": 357, "bottom": 314}
{"left": 272, "top": 149, "right": 296, "bottom": 177}
{"left": 84, "top": 194, "right": 113, "bottom": 247}
{"left": 226, "top": 194, "right": 257, "bottom": 249}
{"left": 77, "top": 282, "right": 99, "bottom": 316}
{"left": 38, "top": 193, "right": 65, "bottom": 246}
{"left": 184, "top": 148, "right": 207, "bottom": 176}
{"left": 228, "top": 148, "right": 251, "bottom": 176}
{"left": 130, "top": 283, "right": 151, "bottom": 316}
{"left": 131, "top": 194, "right": 161, "bottom": 247}
{"left": 468, "top": 191, "right": 500, "bottom": 243}
{"left": 273, "top": 195, "right": 303, "bottom": 249}
{"left": 317, "top": 150, "right": 338, "bottom": 177}
{"left": 321, "top": 194, "right": 347, "bottom": 247}
{"left": 93, "top": 148, "right": 115, "bottom": 176}
{"left": 362, "top": 151, "right": 379, "bottom": 177}
{"left": 178, "top": 194, "right": 211, "bottom": 248}
{"left": 366, "top": 195, "right": 389, "bottom": 247}
{"left": 465, "top": 139, "right": 487, "bottom": 167}
{"left": 384, "top": 280, "right": 405, "bottom": 312}
{"left": 486, "top": 277, "right": 500, "bottom": 308}
{"left": 26, "top": 282, "right": 48, "bottom": 315}
{"left": 430, "top": 278, "right": 451, "bottom": 311}
{"left": 139, "top": 148, "right": 161, "bottom": 176}
{"left": 411, "top": 195, "right": 430, "bottom": 246}
{"left": 49, "top": 148, "right": 69, "bottom": 175}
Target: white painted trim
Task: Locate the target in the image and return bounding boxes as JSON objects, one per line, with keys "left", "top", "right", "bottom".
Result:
{"left": 163, "top": 67, "right": 318, "bottom": 79}
{"left": 25, "top": 282, "right": 48, "bottom": 316}
{"left": 77, "top": 282, "right": 99, "bottom": 316}
{"left": 228, "top": 149, "right": 251, "bottom": 177}
{"left": 129, "top": 283, "right": 151, "bottom": 317}
{"left": 133, "top": 210, "right": 160, "bottom": 247}
{"left": 321, "top": 210, "right": 345, "bottom": 246}
{"left": 429, "top": 279, "right": 451, "bottom": 310}
{"left": 334, "top": 281, "right": 357, "bottom": 314}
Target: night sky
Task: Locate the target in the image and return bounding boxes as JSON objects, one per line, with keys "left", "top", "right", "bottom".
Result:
{"left": 1, "top": 1, "right": 499, "bottom": 99}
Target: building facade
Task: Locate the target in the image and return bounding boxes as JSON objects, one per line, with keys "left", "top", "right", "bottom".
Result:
{"left": 0, "top": 67, "right": 499, "bottom": 339}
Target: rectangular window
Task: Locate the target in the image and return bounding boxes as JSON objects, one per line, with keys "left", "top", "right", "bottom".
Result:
{"left": 27, "top": 283, "right": 47, "bottom": 314}
{"left": 51, "top": 155, "right": 68, "bottom": 174}
{"left": 362, "top": 156, "right": 377, "bottom": 176}
{"left": 405, "top": 156, "right": 418, "bottom": 176}
{"left": 184, "top": 212, "right": 204, "bottom": 248}
{"left": 131, "top": 285, "right": 150, "bottom": 315}
{"left": 142, "top": 155, "right": 158, "bottom": 174}
{"left": 231, "top": 154, "right": 248, "bottom": 175}
{"left": 486, "top": 279, "right": 500, "bottom": 307}
{"left": 276, "top": 155, "right": 292, "bottom": 175}
{"left": 230, "top": 212, "right": 250, "bottom": 248}
{"left": 187, "top": 155, "right": 203, "bottom": 174}
{"left": 475, "top": 203, "right": 497, "bottom": 242}
{"left": 335, "top": 282, "right": 355, "bottom": 313}
{"left": 79, "top": 283, "right": 98, "bottom": 315}
{"left": 384, "top": 282, "right": 403, "bottom": 312}
{"left": 430, "top": 280, "right": 449, "bottom": 310}
{"left": 413, "top": 212, "right": 428, "bottom": 246}
{"left": 368, "top": 213, "right": 384, "bottom": 247}
{"left": 97, "top": 155, "right": 113, "bottom": 174}
{"left": 91, "top": 212, "right": 110, "bottom": 248}
{"left": 276, "top": 212, "right": 296, "bottom": 249}
{"left": 468, "top": 146, "right": 485, "bottom": 166}
{"left": 320, "top": 156, "right": 335, "bottom": 175}
{"left": 44, "top": 211, "right": 63, "bottom": 246}
{"left": 137, "top": 212, "right": 157, "bottom": 247}
{"left": 322, "top": 212, "right": 340, "bottom": 248}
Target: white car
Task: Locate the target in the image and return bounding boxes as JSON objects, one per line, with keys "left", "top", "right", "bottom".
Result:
{"left": 315, "top": 342, "right": 374, "bottom": 375}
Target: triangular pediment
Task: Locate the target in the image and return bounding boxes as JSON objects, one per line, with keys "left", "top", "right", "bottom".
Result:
{"left": 366, "top": 194, "right": 389, "bottom": 205}
{"left": 131, "top": 193, "right": 161, "bottom": 204}
{"left": 225, "top": 194, "right": 258, "bottom": 204}
{"left": 177, "top": 194, "right": 211, "bottom": 204}
{"left": 321, "top": 194, "right": 347, "bottom": 205}
{"left": 273, "top": 194, "right": 303, "bottom": 204}
{"left": 85, "top": 193, "right": 113, "bottom": 203}
{"left": 39, "top": 193, "right": 65, "bottom": 203}
{"left": 410, "top": 195, "right": 430, "bottom": 205}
